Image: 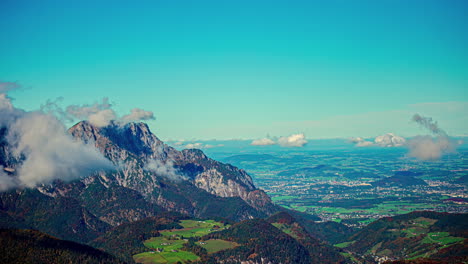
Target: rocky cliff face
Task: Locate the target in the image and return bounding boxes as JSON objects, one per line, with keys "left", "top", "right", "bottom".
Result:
{"left": 68, "top": 121, "right": 277, "bottom": 217}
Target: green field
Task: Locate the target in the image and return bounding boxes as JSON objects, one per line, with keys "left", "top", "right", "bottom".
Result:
{"left": 334, "top": 241, "right": 354, "bottom": 248}
{"left": 134, "top": 220, "right": 232, "bottom": 264}
{"left": 421, "top": 232, "right": 465, "bottom": 245}
{"left": 160, "top": 220, "right": 228, "bottom": 238}
{"left": 200, "top": 239, "right": 238, "bottom": 253}
{"left": 133, "top": 250, "right": 199, "bottom": 264}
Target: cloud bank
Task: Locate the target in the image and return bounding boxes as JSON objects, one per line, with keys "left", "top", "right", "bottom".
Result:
{"left": 0, "top": 82, "right": 114, "bottom": 191}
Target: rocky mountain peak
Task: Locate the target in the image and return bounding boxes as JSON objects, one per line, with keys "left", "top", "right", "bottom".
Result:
{"left": 68, "top": 120, "right": 277, "bottom": 217}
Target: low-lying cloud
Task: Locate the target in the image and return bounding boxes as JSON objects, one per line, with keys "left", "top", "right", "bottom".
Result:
{"left": 251, "top": 133, "right": 308, "bottom": 147}
{"left": 375, "top": 133, "right": 406, "bottom": 147}
{"left": 0, "top": 82, "right": 114, "bottom": 191}
{"left": 278, "top": 133, "right": 308, "bottom": 147}
{"left": 251, "top": 138, "right": 276, "bottom": 146}
{"left": 408, "top": 114, "right": 458, "bottom": 160}
{"left": 350, "top": 133, "right": 406, "bottom": 148}
{"left": 145, "top": 159, "right": 185, "bottom": 182}
{"left": 183, "top": 142, "right": 224, "bottom": 149}
{"left": 350, "top": 137, "right": 374, "bottom": 147}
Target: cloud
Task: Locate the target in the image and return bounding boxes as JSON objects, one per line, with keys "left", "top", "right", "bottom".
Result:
{"left": 251, "top": 138, "right": 276, "bottom": 146}
{"left": 408, "top": 135, "right": 456, "bottom": 160}
{"left": 0, "top": 81, "right": 20, "bottom": 93}
{"left": 121, "top": 108, "right": 155, "bottom": 123}
{"left": 350, "top": 133, "right": 406, "bottom": 147}
{"left": 183, "top": 142, "right": 224, "bottom": 149}
{"left": 66, "top": 98, "right": 116, "bottom": 127}
{"left": 145, "top": 159, "right": 184, "bottom": 182}
{"left": 374, "top": 133, "right": 406, "bottom": 147}
{"left": 408, "top": 114, "right": 458, "bottom": 160}
{"left": 349, "top": 137, "right": 374, "bottom": 147}
{"left": 42, "top": 97, "right": 156, "bottom": 127}
{"left": 278, "top": 133, "right": 307, "bottom": 147}
{"left": 0, "top": 82, "right": 114, "bottom": 190}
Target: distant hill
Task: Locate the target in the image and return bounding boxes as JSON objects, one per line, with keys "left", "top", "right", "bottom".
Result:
{"left": 340, "top": 211, "right": 468, "bottom": 262}
{"left": 0, "top": 229, "right": 125, "bottom": 264}
{"left": 372, "top": 174, "right": 427, "bottom": 187}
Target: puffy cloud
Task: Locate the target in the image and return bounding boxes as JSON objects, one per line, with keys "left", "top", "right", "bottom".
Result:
{"left": 350, "top": 134, "right": 406, "bottom": 147}
{"left": 374, "top": 133, "right": 406, "bottom": 147}
{"left": 349, "top": 137, "right": 374, "bottom": 147}
{"left": 0, "top": 83, "right": 114, "bottom": 190}
{"left": 408, "top": 114, "right": 458, "bottom": 160}
{"left": 251, "top": 138, "right": 276, "bottom": 146}
{"left": 121, "top": 108, "right": 155, "bottom": 123}
{"left": 278, "top": 133, "right": 307, "bottom": 147}
{"left": 145, "top": 159, "right": 184, "bottom": 182}
{"left": 66, "top": 98, "right": 116, "bottom": 127}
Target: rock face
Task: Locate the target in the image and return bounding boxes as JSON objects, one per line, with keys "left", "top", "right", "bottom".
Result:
{"left": 68, "top": 121, "right": 277, "bottom": 217}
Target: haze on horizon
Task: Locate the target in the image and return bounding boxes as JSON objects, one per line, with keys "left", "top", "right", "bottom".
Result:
{"left": 1, "top": 0, "right": 467, "bottom": 140}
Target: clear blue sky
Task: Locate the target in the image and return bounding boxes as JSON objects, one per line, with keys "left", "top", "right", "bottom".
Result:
{"left": 1, "top": 0, "right": 467, "bottom": 140}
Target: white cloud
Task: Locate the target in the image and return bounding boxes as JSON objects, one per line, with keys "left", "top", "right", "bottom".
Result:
{"left": 251, "top": 138, "right": 276, "bottom": 146}
{"left": 121, "top": 108, "right": 155, "bottom": 123}
{"left": 88, "top": 108, "right": 117, "bottom": 127}
{"left": 145, "top": 159, "right": 184, "bottom": 181}
{"left": 278, "top": 133, "right": 307, "bottom": 147}
{"left": 183, "top": 142, "right": 224, "bottom": 149}
{"left": 0, "top": 84, "right": 114, "bottom": 190}
{"left": 374, "top": 133, "right": 406, "bottom": 147}
{"left": 350, "top": 133, "right": 406, "bottom": 147}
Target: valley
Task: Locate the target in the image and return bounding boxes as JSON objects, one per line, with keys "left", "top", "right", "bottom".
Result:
{"left": 215, "top": 148, "right": 468, "bottom": 226}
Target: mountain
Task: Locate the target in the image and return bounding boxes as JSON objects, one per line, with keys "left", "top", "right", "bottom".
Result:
{"left": 69, "top": 121, "right": 278, "bottom": 216}
{"left": 0, "top": 228, "right": 126, "bottom": 264}
{"left": 339, "top": 211, "right": 468, "bottom": 263}
{"left": 0, "top": 121, "right": 280, "bottom": 245}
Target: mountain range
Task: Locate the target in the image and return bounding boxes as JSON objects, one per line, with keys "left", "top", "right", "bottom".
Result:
{"left": 0, "top": 121, "right": 466, "bottom": 264}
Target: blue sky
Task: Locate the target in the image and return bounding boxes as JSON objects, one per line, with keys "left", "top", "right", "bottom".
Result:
{"left": 1, "top": 0, "right": 467, "bottom": 140}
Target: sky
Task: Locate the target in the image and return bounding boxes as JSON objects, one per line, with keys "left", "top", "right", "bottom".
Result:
{"left": 1, "top": 0, "right": 467, "bottom": 141}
